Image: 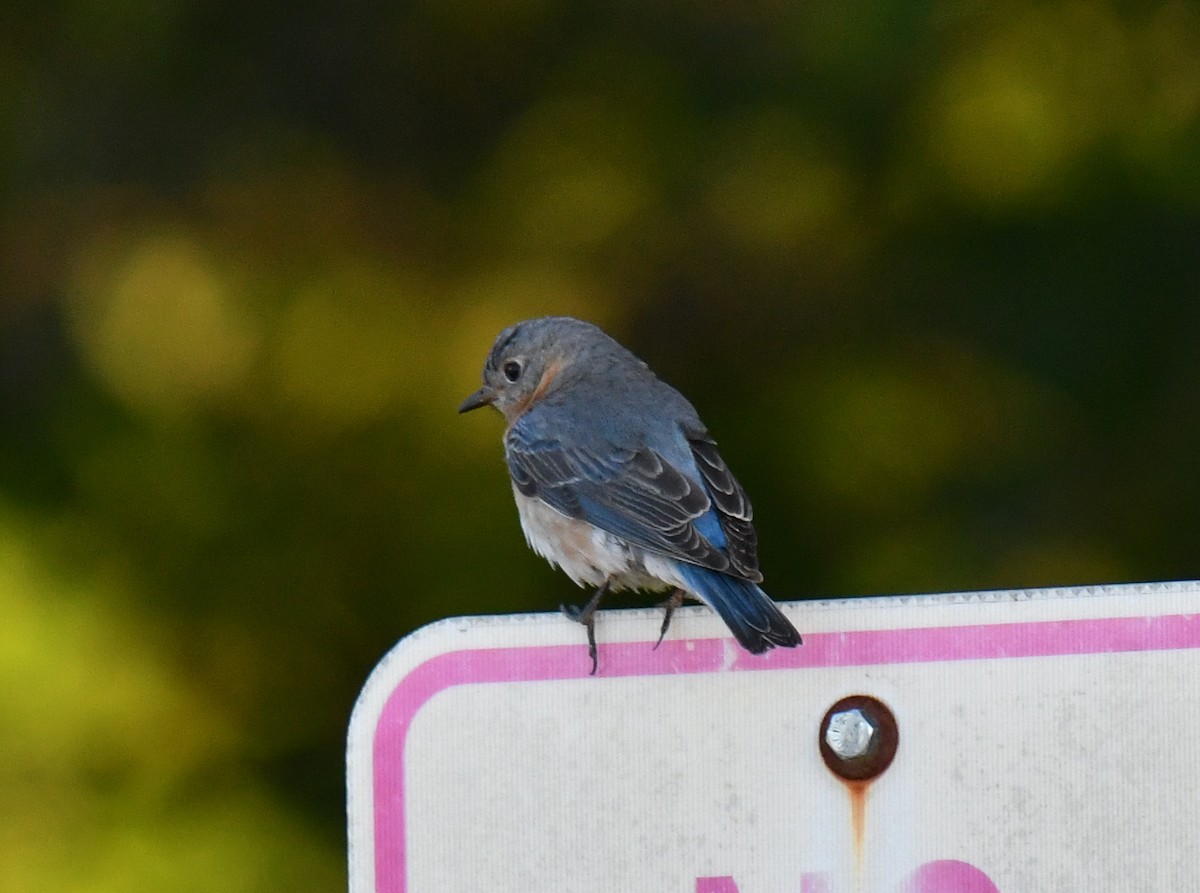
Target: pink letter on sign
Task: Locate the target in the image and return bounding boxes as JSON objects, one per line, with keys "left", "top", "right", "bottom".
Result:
{"left": 899, "top": 860, "right": 999, "bottom": 893}
{"left": 696, "top": 873, "right": 831, "bottom": 892}
{"left": 696, "top": 879, "right": 739, "bottom": 893}
{"left": 800, "top": 873, "right": 831, "bottom": 892}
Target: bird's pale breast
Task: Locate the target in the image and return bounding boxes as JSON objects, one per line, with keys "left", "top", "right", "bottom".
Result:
{"left": 512, "top": 487, "right": 680, "bottom": 594}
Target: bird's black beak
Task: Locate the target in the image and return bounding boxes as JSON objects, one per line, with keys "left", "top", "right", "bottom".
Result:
{"left": 458, "top": 386, "right": 497, "bottom": 414}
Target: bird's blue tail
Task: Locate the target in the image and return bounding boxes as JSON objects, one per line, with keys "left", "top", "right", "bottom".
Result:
{"left": 676, "top": 564, "right": 801, "bottom": 653}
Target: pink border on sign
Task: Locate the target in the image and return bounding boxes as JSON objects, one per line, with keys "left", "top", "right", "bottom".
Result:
{"left": 370, "top": 612, "right": 1200, "bottom": 892}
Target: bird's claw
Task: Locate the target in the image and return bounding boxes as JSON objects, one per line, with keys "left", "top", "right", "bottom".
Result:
{"left": 559, "top": 602, "right": 585, "bottom": 622}
{"left": 560, "top": 580, "right": 610, "bottom": 675}
{"left": 558, "top": 602, "right": 598, "bottom": 674}
{"left": 653, "top": 589, "right": 685, "bottom": 650}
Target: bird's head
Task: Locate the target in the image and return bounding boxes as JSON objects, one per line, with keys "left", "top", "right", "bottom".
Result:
{"left": 458, "top": 316, "right": 615, "bottom": 423}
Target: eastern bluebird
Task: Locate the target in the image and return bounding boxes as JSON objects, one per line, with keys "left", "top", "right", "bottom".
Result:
{"left": 459, "top": 316, "right": 801, "bottom": 673}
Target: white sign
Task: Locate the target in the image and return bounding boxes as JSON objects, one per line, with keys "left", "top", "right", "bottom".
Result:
{"left": 347, "top": 581, "right": 1200, "bottom": 892}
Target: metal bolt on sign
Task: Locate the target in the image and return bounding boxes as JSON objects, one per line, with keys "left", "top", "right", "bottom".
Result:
{"left": 825, "top": 707, "right": 877, "bottom": 760}
{"left": 819, "top": 695, "right": 899, "bottom": 781}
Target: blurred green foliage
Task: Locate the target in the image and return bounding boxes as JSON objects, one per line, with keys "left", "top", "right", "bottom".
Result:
{"left": 2, "top": 0, "right": 1199, "bottom": 889}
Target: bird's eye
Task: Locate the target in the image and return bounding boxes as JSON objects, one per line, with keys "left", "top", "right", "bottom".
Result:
{"left": 502, "top": 359, "right": 523, "bottom": 382}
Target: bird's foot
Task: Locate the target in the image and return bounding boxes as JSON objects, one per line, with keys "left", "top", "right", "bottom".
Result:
{"left": 653, "top": 588, "right": 685, "bottom": 650}
{"left": 560, "top": 580, "right": 611, "bottom": 675}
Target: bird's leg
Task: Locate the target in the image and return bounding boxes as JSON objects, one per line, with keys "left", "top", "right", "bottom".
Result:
{"left": 653, "top": 588, "right": 685, "bottom": 650}
{"left": 560, "top": 579, "right": 611, "bottom": 675}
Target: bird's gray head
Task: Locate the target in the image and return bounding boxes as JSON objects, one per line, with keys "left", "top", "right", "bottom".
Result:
{"left": 458, "top": 316, "right": 632, "bottom": 422}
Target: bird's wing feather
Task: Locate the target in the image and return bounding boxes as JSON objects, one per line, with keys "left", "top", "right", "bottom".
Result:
{"left": 686, "top": 429, "right": 761, "bottom": 580}
{"left": 507, "top": 412, "right": 761, "bottom": 580}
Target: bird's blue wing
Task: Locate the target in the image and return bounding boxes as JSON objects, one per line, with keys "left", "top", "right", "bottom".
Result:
{"left": 685, "top": 427, "right": 760, "bottom": 580}
{"left": 506, "top": 411, "right": 761, "bottom": 580}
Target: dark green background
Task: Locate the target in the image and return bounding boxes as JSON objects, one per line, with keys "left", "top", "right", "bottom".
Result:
{"left": 2, "top": 1, "right": 1198, "bottom": 888}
